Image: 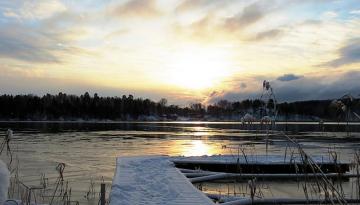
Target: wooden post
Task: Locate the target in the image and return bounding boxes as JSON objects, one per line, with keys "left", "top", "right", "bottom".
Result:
{"left": 100, "top": 183, "right": 106, "bottom": 205}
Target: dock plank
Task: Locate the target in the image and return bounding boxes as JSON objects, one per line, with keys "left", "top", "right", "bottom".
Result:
{"left": 171, "top": 155, "right": 349, "bottom": 174}
{"left": 109, "top": 156, "right": 214, "bottom": 205}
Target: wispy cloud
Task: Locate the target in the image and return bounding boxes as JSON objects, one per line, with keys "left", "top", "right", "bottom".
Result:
{"left": 277, "top": 74, "right": 303, "bottom": 81}
{"left": 205, "top": 70, "right": 360, "bottom": 103}
{"left": 223, "top": 2, "right": 266, "bottom": 32}
{"left": 350, "top": 10, "right": 360, "bottom": 15}
{"left": 0, "top": 14, "right": 91, "bottom": 64}
{"left": 1, "top": 0, "right": 66, "bottom": 20}
{"left": 173, "top": 1, "right": 288, "bottom": 43}
{"left": 254, "top": 29, "right": 284, "bottom": 41}
{"left": 0, "top": 24, "right": 60, "bottom": 63}
{"left": 321, "top": 38, "right": 360, "bottom": 67}
{"left": 175, "top": 0, "right": 232, "bottom": 13}
{"left": 111, "top": 0, "right": 161, "bottom": 18}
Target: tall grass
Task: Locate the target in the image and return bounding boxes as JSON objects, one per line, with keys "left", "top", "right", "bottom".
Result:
{"left": 1, "top": 130, "right": 111, "bottom": 205}
{"left": 199, "top": 126, "right": 359, "bottom": 205}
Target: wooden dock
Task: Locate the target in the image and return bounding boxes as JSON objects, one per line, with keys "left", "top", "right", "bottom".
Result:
{"left": 171, "top": 155, "right": 350, "bottom": 174}
{"left": 109, "top": 156, "right": 214, "bottom": 205}
{"left": 109, "top": 155, "right": 354, "bottom": 204}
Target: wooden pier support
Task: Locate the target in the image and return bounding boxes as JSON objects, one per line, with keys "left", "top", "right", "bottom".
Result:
{"left": 174, "top": 155, "right": 353, "bottom": 184}
{"left": 100, "top": 183, "right": 106, "bottom": 205}
{"left": 173, "top": 160, "right": 349, "bottom": 174}
{"left": 207, "top": 194, "right": 360, "bottom": 205}
{"left": 190, "top": 172, "right": 360, "bottom": 183}
{"left": 186, "top": 172, "right": 360, "bottom": 183}
{"left": 222, "top": 198, "right": 360, "bottom": 205}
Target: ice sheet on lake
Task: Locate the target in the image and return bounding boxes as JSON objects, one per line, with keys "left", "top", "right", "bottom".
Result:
{"left": 110, "top": 156, "right": 214, "bottom": 205}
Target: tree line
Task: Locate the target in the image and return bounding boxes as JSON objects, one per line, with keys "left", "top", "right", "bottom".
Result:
{"left": 0, "top": 92, "right": 359, "bottom": 121}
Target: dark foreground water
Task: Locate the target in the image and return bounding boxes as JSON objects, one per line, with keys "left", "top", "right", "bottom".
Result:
{"left": 0, "top": 121, "right": 359, "bottom": 204}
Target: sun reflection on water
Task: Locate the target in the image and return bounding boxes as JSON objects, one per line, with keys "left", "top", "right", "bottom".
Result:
{"left": 182, "top": 140, "right": 212, "bottom": 156}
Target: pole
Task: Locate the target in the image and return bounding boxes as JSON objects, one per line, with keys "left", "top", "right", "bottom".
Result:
{"left": 100, "top": 183, "right": 106, "bottom": 205}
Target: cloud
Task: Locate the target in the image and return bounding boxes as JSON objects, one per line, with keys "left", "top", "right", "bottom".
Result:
{"left": 0, "top": 18, "right": 90, "bottom": 64}
{"left": 322, "top": 11, "right": 338, "bottom": 19}
{"left": 105, "top": 29, "right": 129, "bottom": 40}
{"left": 173, "top": 1, "right": 284, "bottom": 42}
{"left": 254, "top": 29, "right": 284, "bottom": 41}
{"left": 322, "top": 38, "right": 360, "bottom": 67}
{"left": 350, "top": 10, "right": 360, "bottom": 15}
{"left": 1, "top": 0, "right": 66, "bottom": 20}
{"left": 206, "top": 71, "right": 360, "bottom": 103}
{"left": 0, "top": 24, "right": 60, "bottom": 63}
{"left": 0, "top": 4, "right": 92, "bottom": 64}
{"left": 240, "top": 82, "right": 247, "bottom": 88}
{"left": 277, "top": 74, "right": 303, "bottom": 81}
{"left": 185, "top": 14, "right": 215, "bottom": 40}
{"left": 173, "top": 2, "right": 271, "bottom": 42}
{"left": 111, "top": 0, "right": 161, "bottom": 18}
{"left": 203, "top": 79, "right": 254, "bottom": 104}
{"left": 175, "top": 0, "right": 232, "bottom": 13}
{"left": 209, "top": 91, "right": 219, "bottom": 98}
{"left": 224, "top": 2, "right": 265, "bottom": 32}
{"left": 176, "top": 0, "right": 213, "bottom": 12}
{"left": 273, "top": 71, "right": 360, "bottom": 101}
{"left": 205, "top": 90, "right": 255, "bottom": 104}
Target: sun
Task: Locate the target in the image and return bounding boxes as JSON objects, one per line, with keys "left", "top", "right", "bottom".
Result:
{"left": 166, "top": 46, "right": 232, "bottom": 90}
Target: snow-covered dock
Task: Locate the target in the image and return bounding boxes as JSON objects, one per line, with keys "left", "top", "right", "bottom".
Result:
{"left": 109, "top": 155, "right": 352, "bottom": 204}
{"left": 109, "top": 156, "right": 214, "bottom": 205}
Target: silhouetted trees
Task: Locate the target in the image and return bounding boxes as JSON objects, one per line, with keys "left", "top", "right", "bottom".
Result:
{"left": 0, "top": 93, "right": 189, "bottom": 120}
{"left": 0, "top": 92, "right": 359, "bottom": 121}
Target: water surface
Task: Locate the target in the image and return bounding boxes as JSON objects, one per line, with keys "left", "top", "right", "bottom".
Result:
{"left": 0, "top": 121, "right": 358, "bottom": 204}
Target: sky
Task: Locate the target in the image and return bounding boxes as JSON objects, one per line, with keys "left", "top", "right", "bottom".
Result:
{"left": 0, "top": 0, "right": 359, "bottom": 105}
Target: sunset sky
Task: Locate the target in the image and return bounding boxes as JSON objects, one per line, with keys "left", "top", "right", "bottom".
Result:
{"left": 0, "top": 0, "right": 359, "bottom": 105}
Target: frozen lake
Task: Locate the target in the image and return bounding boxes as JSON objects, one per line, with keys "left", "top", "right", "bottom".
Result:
{"left": 0, "top": 121, "right": 359, "bottom": 204}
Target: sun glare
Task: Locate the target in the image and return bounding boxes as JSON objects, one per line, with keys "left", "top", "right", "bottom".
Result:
{"left": 183, "top": 140, "right": 210, "bottom": 156}
{"left": 167, "top": 46, "right": 232, "bottom": 90}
